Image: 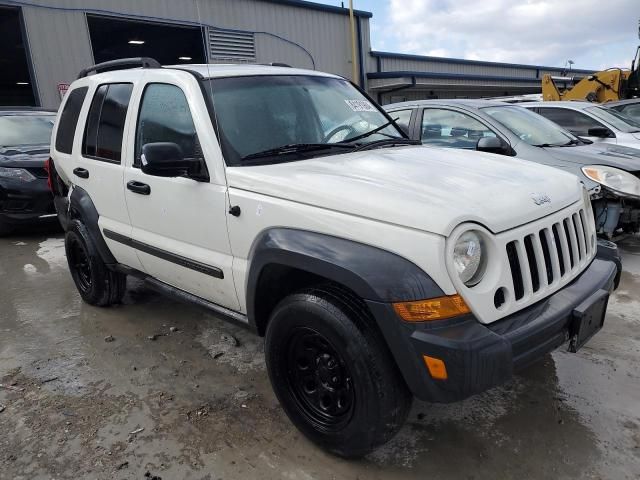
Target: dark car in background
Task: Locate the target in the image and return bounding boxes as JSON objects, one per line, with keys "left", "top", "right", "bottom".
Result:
{"left": 0, "top": 108, "right": 57, "bottom": 235}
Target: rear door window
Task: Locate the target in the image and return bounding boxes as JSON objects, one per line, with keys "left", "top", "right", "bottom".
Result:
{"left": 82, "top": 83, "right": 133, "bottom": 163}
{"left": 55, "top": 86, "right": 88, "bottom": 154}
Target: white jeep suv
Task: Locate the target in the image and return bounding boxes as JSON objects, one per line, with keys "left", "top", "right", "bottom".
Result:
{"left": 48, "top": 58, "right": 620, "bottom": 458}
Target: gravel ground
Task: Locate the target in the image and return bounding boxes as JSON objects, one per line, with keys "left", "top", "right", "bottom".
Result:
{"left": 1, "top": 228, "right": 639, "bottom": 480}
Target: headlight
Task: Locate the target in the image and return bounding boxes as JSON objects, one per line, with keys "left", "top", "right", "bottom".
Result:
{"left": 582, "top": 165, "right": 640, "bottom": 198}
{"left": 453, "top": 230, "right": 486, "bottom": 287}
{"left": 0, "top": 167, "right": 36, "bottom": 182}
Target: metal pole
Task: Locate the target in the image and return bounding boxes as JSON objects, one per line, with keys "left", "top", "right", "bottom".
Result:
{"left": 349, "top": 0, "right": 358, "bottom": 85}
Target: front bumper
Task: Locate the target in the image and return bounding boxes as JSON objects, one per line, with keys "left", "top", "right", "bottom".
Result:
{"left": 367, "top": 248, "right": 620, "bottom": 403}
{"left": 0, "top": 178, "right": 57, "bottom": 225}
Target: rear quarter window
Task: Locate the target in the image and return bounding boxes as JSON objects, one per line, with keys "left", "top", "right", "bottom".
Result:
{"left": 55, "top": 86, "right": 89, "bottom": 154}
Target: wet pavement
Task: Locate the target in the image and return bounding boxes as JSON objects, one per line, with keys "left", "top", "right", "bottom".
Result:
{"left": 1, "top": 228, "right": 639, "bottom": 480}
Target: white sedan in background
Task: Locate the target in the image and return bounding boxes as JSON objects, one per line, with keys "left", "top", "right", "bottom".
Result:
{"left": 522, "top": 101, "right": 640, "bottom": 148}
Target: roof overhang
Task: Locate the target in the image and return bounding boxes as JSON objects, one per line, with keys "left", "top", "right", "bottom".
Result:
{"left": 261, "top": 0, "right": 372, "bottom": 18}
{"left": 370, "top": 51, "right": 595, "bottom": 74}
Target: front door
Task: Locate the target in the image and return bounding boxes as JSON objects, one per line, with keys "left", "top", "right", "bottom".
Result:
{"left": 123, "top": 79, "right": 239, "bottom": 310}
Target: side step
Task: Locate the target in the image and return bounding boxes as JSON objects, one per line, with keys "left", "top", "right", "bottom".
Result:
{"left": 113, "top": 264, "right": 250, "bottom": 329}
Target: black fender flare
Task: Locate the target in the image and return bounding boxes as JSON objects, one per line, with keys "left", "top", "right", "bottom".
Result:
{"left": 246, "top": 228, "right": 444, "bottom": 329}
{"left": 67, "top": 186, "right": 116, "bottom": 265}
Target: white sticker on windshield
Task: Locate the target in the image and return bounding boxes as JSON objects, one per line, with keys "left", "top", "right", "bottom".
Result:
{"left": 345, "top": 99, "right": 377, "bottom": 112}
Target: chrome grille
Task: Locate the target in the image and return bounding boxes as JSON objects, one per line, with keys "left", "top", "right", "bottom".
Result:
{"left": 505, "top": 207, "right": 594, "bottom": 302}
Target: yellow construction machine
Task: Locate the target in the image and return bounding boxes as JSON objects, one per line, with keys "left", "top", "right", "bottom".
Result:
{"left": 542, "top": 26, "right": 640, "bottom": 102}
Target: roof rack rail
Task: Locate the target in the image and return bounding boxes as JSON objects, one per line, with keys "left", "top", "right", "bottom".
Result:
{"left": 77, "top": 57, "right": 161, "bottom": 79}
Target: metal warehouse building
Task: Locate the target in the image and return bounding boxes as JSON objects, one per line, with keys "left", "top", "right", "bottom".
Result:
{"left": 0, "top": 0, "right": 593, "bottom": 108}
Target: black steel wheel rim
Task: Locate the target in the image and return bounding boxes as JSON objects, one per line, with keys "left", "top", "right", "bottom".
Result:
{"left": 285, "top": 327, "right": 355, "bottom": 431}
{"left": 68, "top": 237, "right": 92, "bottom": 293}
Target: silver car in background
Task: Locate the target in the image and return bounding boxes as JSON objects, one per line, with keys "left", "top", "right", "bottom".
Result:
{"left": 603, "top": 98, "right": 640, "bottom": 124}
{"left": 522, "top": 101, "right": 640, "bottom": 148}
{"left": 385, "top": 99, "right": 640, "bottom": 238}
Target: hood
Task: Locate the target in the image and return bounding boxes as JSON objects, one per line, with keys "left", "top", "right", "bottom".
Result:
{"left": 0, "top": 144, "right": 50, "bottom": 168}
{"left": 227, "top": 146, "right": 582, "bottom": 236}
{"left": 543, "top": 143, "right": 640, "bottom": 172}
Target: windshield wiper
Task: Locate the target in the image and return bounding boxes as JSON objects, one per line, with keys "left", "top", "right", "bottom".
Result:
{"left": 338, "top": 119, "right": 398, "bottom": 144}
{"left": 241, "top": 143, "right": 355, "bottom": 162}
{"left": 535, "top": 138, "right": 581, "bottom": 147}
{"left": 533, "top": 142, "right": 567, "bottom": 147}
{"left": 354, "top": 138, "right": 421, "bottom": 151}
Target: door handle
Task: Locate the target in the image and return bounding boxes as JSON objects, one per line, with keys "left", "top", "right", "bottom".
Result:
{"left": 127, "top": 180, "right": 151, "bottom": 195}
{"left": 73, "top": 167, "right": 89, "bottom": 179}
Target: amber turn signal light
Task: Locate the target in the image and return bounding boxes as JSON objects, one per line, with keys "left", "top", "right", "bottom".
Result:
{"left": 423, "top": 355, "right": 448, "bottom": 380}
{"left": 393, "top": 294, "right": 470, "bottom": 322}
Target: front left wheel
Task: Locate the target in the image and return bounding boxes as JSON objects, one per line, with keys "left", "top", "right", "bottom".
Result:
{"left": 265, "top": 286, "right": 412, "bottom": 458}
{"left": 65, "top": 219, "right": 126, "bottom": 306}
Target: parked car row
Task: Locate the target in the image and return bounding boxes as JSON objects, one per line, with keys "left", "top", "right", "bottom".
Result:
{"left": 38, "top": 59, "right": 624, "bottom": 458}
{"left": 385, "top": 99, "right": 640, "bottom": 238}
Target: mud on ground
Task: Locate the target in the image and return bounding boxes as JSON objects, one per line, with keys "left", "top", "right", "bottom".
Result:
{"left": 1, "top": 232, "right": 639, "bottom": 479}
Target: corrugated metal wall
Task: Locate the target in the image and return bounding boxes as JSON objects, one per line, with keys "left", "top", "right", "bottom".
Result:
{"left": 14, "top": 0, "right": 369, "bottom": 108}
{"left": 378, "top": 57, "right": 539, "bottom": 78}
{"left": 368, "top": 52, "right": 595, "bottom": 103}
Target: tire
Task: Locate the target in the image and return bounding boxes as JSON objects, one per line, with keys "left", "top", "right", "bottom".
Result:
{"left": 265, "top": 285, "right": 412, "bottom": 458}
{"left": 65, "top": 219, "right": 126, "bottom": 306}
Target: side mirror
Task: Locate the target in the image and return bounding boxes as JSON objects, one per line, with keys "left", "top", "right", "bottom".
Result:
{"left": 587, "top": 126, "right": 614, "bottom": 138}
{"left": 141, "top": 142, "right": 207, "bottom": 180}
{"left": 476, "top": 136, "right": 508, "bottom": 155}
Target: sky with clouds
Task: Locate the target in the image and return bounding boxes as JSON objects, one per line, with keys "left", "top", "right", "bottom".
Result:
{"left": 319, "top": 0, "right": 639, "bottom": 70}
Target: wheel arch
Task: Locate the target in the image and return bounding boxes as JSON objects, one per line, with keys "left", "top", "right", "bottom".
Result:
{"left": 246, "top": 228, "right": 444, "bottom": 336}
{"left": 67, "top": 186, "right": 116, "bottom": 265}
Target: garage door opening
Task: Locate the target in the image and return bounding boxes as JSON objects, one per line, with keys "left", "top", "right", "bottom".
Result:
{"left": 0, "top": 7, "right": 36, "bottom": 106}
{"left": 87, "top": 15, "right": 206, "bottom": 66}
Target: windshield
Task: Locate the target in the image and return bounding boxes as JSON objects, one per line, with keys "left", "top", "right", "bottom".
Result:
{"left": 208, "top": 75, "right": 401, "bottom": 165}
{"left": 482, "top": 105, "right": 577, "bottom": 146}
{"left": 586, "top": 105, "right": 640, "bottom": 132}
{"left": 0, "top": 115, "right": 55, "bottom": 148}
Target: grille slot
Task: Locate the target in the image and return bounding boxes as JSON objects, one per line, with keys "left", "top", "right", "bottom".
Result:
{"left": 524, "top": 235, "right": 540, "bottom": 293}
{"left": 551, "top": 224, "right": 565, "bottom": 277}
{"left": 539, "top": 229, "right": 554, "bottom": 285}
{"left": 563, "top": 218, "right": 577, "bottom": 268}
{"left": 506, "top": 241, "right": 524, "bottom": 300}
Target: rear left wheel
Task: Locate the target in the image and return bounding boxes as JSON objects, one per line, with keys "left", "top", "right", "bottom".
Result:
{"left": 65, "top": 219, "right": 126, "bottom": 306}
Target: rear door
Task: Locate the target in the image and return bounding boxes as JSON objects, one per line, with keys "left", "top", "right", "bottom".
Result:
{"left": 73, "top": 80, "right": 143, "bottom": 270}
{"left": 122, "top": 71, "right": 239, "bottom": 310}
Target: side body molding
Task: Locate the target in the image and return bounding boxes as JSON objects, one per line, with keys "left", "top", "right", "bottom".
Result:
{"left": 246, "top": 228, "right": 444, "bottom": 326}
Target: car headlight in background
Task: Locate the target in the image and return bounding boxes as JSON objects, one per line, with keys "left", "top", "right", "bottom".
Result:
{"left": 453, "top": 230, "right": 486, "bottom": 287}
{"left": 0, "top": 167, "right": 36, "bottom": 182}
{"left": 582, "top": 165, "right": 640, "bottom": 198}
